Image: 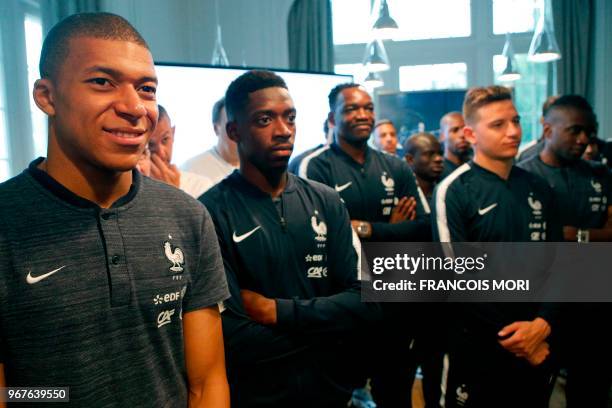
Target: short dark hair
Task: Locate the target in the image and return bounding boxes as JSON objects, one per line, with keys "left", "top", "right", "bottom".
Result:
{"left": 544, "top": 94, "right": 596, "bottom": 121}
{"left": 225, "top": 70, "right": 288, "bottom": 121}
{"left": 403, "top": 132, "right": 438, "bottom": 156}
{"left": 374, "top": 119, "right": 394, "bottom": 131}
{"left": 212, "top": 97, "right": 226, "bottom": 125}
{"left": 541, "top": 95, "right": 560, "bottom": 117}
{"left": 328, "top": 83, "right": 361, "bottom": 111}
{"left": 40, "top": 12, "right": 149, "bottom": 80}
{"left": 463, "top": 86, "right": 513, "bottom": 125}
{"left": 158, "top": 104, "right": 169, "bottom": 121}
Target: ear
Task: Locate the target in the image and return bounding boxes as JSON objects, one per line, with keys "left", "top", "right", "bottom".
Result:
{"left": 33, "top": 78, "right": 56, "bottom": 116}
{"left": 463, "top": 125, "right": 476, "bottom": 146}
{"left": 327, "top": 111, "right": 336, "bottom": 127}
{"left": 226, "top": 121, "right": 240, "bottom": 144}
{"left": 542, "top": 122, "right": 552, "bottom": 141}
{"left": 405, "top": 153, "right": 414, "bottom": 166}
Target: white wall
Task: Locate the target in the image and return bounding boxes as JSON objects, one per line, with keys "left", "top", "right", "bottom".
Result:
{"left": 102, "top": 0, "right": 293, "bottom": 69}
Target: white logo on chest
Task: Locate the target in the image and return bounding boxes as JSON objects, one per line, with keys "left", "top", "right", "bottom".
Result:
{"left": 334, "top": 181, "right": 352, "bottom": 192}
{"left": 232, "top": 226, "right": 261, "bottom": 243}
{"left": 381, "top": 172, "right": 395, "bottom": 193}
{"left": 478, "top": 203, "right": 498, "bottom": 216}
{"left": 26, "top": 265, "right": 67, "bottom": 285}
{"left": 311, "top": 210, "right": 327, "bottom": 242}
{"left": 528, "top": 196, "right": 542, "bottom": 216}
{"left": 591, "top": 179, "right": 602, "bottom": 194}
{"left": 164, "top": 239, "right": 184, "bottom": 273}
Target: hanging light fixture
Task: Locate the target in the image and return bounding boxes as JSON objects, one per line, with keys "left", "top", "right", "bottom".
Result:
{"left": 372, "top": 0, "right": 399, "bottom": 40}
{"left": 498, "top": 33, "right": 521, "bottom": 82}
{"left": 528, "top": 0, "right": 561, "bottom": 63}
{"left": 364, "top": 72, "right": 384, "bottom": 89}
{"left": 211, "top": 0, "right": 229, "bottom": 66}
{"left": 362, "top": 39, "right": 390, "bottom": 72}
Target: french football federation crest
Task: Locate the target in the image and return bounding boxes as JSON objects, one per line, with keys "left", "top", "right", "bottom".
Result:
{"left": 381, "top": 172, "right": 395, "bottom": 193}
{"left": 311, "top": 210, "right": 327, "bottom": 242}
{"left": 528, "top": 195, "right": 542, "bottom": 216}
{"left": 591, "top": 179, "right": 602, "bottom": 194}
{"left": 164, "top": 241, "right": 184, "bottom": 273}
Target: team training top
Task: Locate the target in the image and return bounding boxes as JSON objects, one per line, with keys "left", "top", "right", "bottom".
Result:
{"left": 519, "top": 157, "right": 611, "bottom": 230}
{"left": 201, "top": 171, "right": 381, "bottom": 406}
{"left": 297, "top": 143, "right": 430, "bottom": 241}
{"left": 0, "top": 158, "right": 229, "bottom": 407}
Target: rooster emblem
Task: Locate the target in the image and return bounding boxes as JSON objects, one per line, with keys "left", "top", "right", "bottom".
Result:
{"left": 591, "top": 179, "right": 602, "bottom": 194}
{"left": 381, "top": 172, "right": 395, "bottom": 193}
{"left": 311, "top": 210, "right": 327, "bottom": 242}
{"left": 164, "top": 241, "right": 184, "bottom": 273}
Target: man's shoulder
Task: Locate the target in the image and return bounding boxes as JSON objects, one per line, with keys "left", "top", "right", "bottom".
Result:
{"left": 291, "top": 173, "right": 341, "bottom": 202}
{"left": 199, "top": 175, "right": 235, "bottom": 210}
{"left": 0, "top": 172, "right": 43, "bottom": 213}
{"left": 517, "top": 155, "right": 545, "bottom": 174}
{"left": 140, "top": 176, "right": 205, "bottom": 214}
{"left": 512, "top": 165, "right": 553, "bottom": 194}
{"left": 437, "top": 162, "right": 472, "bottom": 188}
{"left": 181, "top": 149, "right": 215, "bottom": 169}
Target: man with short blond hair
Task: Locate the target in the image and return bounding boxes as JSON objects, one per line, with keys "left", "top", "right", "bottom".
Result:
{"left": 432, "top": 85, "right": 560, "bottom": 407}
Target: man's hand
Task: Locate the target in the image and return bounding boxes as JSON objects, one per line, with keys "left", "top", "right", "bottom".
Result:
{"left": 150, "top": 153, "right": 181, "bottom": 188}
{"left": 525, "top": 341, "right": 550, "bottom": 366}
{"left": 498, "top": 317, "right": 551, "bottom": 357}
{"left": 563, "top": 226, "right": 577, "bottom": 241}
{"left": 241, "top": 289, "right": 277, "bottom": 325}
{"left": 390, "top": 196, "right": 417, "bottom": 223}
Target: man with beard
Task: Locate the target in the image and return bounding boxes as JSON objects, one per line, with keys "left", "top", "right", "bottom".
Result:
{"left": 439, "top": 111, "right": 471, "bottom": 179}
{"left": 404, "top": 132, "right": 445, "bottom": 213}
{"left": 200, "top": 71, "right": 381, "bottom": 407}
{"left": 519, "top": 94, "right": 612, "bottom": 408}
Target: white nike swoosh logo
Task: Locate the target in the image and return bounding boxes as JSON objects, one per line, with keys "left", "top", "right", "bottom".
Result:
{"left": 334, "top": 182, "right": 352, "bottom": 192}
{"left": 478, "top": 203, "right": 498, "bottom": 216}
{"left": 232, "top": 226, "right": 261, "bottom": 243}
{"left": 26, "top": 265, "right": 67, "bottom": 285}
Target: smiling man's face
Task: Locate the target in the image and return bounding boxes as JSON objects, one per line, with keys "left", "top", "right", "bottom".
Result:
{"left": 40, "top": 37, "right": 158, "bottom": 172}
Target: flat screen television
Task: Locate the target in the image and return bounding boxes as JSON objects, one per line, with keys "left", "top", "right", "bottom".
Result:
{"left": 154, "top": 63, "right": 351, "bottom": 166}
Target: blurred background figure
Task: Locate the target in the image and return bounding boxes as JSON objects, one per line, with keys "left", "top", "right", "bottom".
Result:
{"left": 148, "top": 105, "right": 213, "bottom": 198}
{"left": 182, "top": 97, "right": 239, "bottom": 186}
{"left": 372, "top": 119, "right": 399, "bottom": 156}
{"left": 438, "top": 112, "right": 470, "bottom": 179}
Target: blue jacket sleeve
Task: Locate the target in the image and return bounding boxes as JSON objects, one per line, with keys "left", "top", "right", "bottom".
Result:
{"left": 275, "top": 190, "right": 382, "bottom": 334}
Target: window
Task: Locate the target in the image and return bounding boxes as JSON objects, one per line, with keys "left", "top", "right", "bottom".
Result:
{"left": 332, "top": 0, "right": 471, "bottom": 45}
{"left": 492, "top": 0, "right": 537, "bottom": 35}
{"left": 334, "top": 63, "right": 364, "bottom": 83}
{"left": 24, "top": 13, "right": 46, "bottom": 158}
{"left": 493, "top": 54, "right": 548, "bottom": 144}
{"left": 0, "top": 30, "right": 10, "bottom": 182}
{"left": 399, "top": 63, "right": 467, "bottom": 92}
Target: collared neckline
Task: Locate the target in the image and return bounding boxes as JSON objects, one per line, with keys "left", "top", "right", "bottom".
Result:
{"left": 26, "top": 157, "right": 141, "bottom": 210}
